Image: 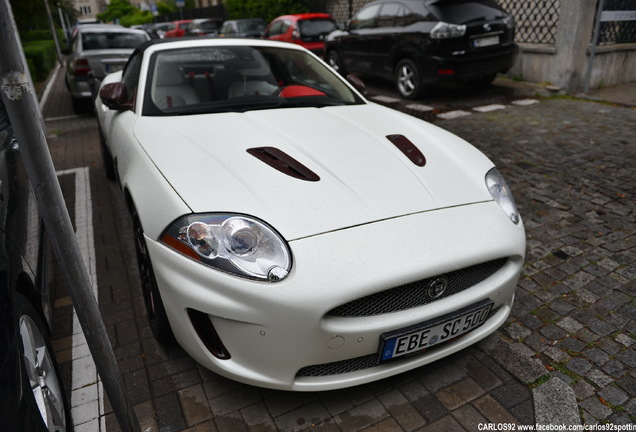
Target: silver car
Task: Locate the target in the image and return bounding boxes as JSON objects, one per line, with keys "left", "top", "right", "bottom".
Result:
{"left": 65, "top": 24, "right": 149, "bottom": 113}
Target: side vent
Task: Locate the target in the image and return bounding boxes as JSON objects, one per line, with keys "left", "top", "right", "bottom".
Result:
{"left": 386, "top": 134, "right": 426, "bottom": 167}
{"left": 247, "top": 147, "right": 320, "bottom": 182}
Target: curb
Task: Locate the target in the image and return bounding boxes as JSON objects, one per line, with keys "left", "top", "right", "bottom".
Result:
{"left": 480, "top": 332, "right": 583, "bottom": 427}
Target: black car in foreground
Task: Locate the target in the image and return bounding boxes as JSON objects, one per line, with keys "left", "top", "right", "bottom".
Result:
{"left": 0, "top": 101, "right": 70, "bottom": 431}
{"left": 325, "top": 0, "right": 518, "bottom": 99}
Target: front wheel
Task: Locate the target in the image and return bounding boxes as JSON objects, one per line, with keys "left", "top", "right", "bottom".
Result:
{"left": 395, "top": 59, "right": 424, "bottom": 100}
{"left": 131, "top": 208, "right": 174, "bottom": 344}
{"left": 17, "top": 295, "right": 71, "bottom": 432}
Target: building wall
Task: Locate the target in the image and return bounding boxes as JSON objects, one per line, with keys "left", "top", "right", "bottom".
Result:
{"left": 74, "top": 0, "right": 107, "bottom": 20}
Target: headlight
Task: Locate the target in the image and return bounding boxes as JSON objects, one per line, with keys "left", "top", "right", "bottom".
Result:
{"left": 430, "top": 22, "right": 466, "bottom": 39}
{"left": 160, "top": 213, "right": 292, "bottom": 281}
{"left": 486, "top": 168, "right": 520, "bottom": 224}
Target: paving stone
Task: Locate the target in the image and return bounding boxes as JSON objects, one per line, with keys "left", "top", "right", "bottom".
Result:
{"left": 178, "top": 384, "right": 212, "bottom": 426}
{"left": 452, "top": 404, "right": 487, "bottom": 431}
{"left": 587, "top": 369, "right": 614, "bottom": 388}
{"left": 377, "top": 389, "right": 426, "bottom": 431}
{"left": 436, "top": 378, "right": 485, "bottom": 411}
{"left": 598, "top": 386, "right": 629, "bottom": 407}
{"left": 566, "top": 358, "right": 593, "bottom": 376}
{"left": 580, "top": 396, "right": 613, "bottom": 420}
{"left": 333, "top": 399, "right": 389, "bottom": 432}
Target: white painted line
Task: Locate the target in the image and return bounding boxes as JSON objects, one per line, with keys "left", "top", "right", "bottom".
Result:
{"left": 39, "top": 63, "right": 61, "bottom": 110}
{"left": 437, "top": 110, "right": 471, "bottom": 120}
{"left": 370, "top": 95, "right": 401, "bottom": 104}
{"left": 512, "top": 99, "right": 540, "bottom": 106}
{"left": 56, "top": 167, "right": 105, "bottom": 431}
{"left": 405, "top": 103, "right": 434, "bottom": 112}
{"left": 473, "top": 104, "right": 506, "bottom": 113}
{"left": 45, "top": 114, "right": 84, "bottom": 122}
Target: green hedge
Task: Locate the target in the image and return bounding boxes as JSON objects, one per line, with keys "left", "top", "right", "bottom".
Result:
{"left": 23, "top": 40, "right": 57, "bottom": 81}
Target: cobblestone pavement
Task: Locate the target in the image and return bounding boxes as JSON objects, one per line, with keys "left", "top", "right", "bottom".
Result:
{"left": 41, "top": 64, "right": 635, "bottom": 432}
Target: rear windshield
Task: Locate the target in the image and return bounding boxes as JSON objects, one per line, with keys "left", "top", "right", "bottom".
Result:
{"left": 82, "top": 32, "right": 148, "bottom": 50}
{"left": 426, "top": 0, "right": 506, "bottom": 23}
{"left": 200, "top": 21, "right": 219, "bottom": 30}
{"left": 237, "top": 20, "right": 266, "bottom": 34}
{"left": 298, "top": 19, "right": 337, "bottom": 37}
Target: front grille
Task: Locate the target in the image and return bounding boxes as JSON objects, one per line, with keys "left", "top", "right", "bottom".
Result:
{"left": 298, "top": 306, "right": 502, "bottom": 378}
{"left": 297, "top": 354, "right": 378, "bottom": 377}
{"left": 326, "top": 258, "right": 507, "bottom": 317}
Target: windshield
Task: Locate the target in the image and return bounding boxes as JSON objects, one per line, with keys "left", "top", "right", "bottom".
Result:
{"left": 143, "top": 45, "right": 364, "bottom": 116}
{"left": 82, "top": 31, "right": 148, "bottom": 50}
{"left": 298, "top": 19, "right": 337, "bottom": 38}
{"left": 238, "top": 20, "right": 266, "bottom": 34}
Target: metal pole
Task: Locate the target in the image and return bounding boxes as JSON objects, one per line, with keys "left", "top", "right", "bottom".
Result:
{"left": 584, "top": 0, "right": 606, "bottom": 93}
{"left": 0, "top": 2, "right": 141, "bottom": 432}
{"left": 42, "top": 0, "right": 64, "bottom": 67}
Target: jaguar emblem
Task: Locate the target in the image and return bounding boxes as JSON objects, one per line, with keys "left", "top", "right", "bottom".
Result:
{"left": 428, "top": 277, "right": 449, "bottom": 299}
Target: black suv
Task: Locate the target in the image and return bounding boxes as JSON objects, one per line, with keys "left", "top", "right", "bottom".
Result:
{"left": 325, "top": 0, "right": 518, "bottom": 99}
{"left": 0, "top": 101, "right": 70, "bottom": 431}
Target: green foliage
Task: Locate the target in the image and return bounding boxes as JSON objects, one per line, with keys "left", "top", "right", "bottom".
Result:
{"left": 225, "top": 0, "right": 312, "bottom": 22}
{"left": 119, "top": 10, "right": 154, "bottom": 27}
{"left": 97, "top": 0, "right": 137, "bottom": 23}
{"left": 9, "top": 0, "right": 77, "bottom": 32}
{"left": 157, "top": 1, "right": 177, "bottom": 14}
{"left": 23, "top": 40, "right": 57, "bottom": 81}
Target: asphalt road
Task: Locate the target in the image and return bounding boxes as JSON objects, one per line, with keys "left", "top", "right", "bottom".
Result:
{"left": 41, "top": 66, "right": 635, "bottom": 432}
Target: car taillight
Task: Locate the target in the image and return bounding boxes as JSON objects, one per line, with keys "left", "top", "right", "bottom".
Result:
{"left": 73, "top": 58, "right": 92, "bottom": 76}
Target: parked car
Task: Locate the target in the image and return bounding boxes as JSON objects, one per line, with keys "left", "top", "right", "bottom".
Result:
{"left": 263, "top": 13, "right": 337, "bottom": 57}
{"left": 163, "top": 20, "right": 193, "bottom": 38}
{"left": 218, "top": 18, "right": 266, "bottom": 38}
{"left": 186, "top": 18, "right": 223, "bottom": 37}
{"left": 95, "top": 38, "right": 525, "bottom": 391}
{"left": 325, "top": 0, "right": 518, "bottom": 99}
{"left": 0, "top": 101, "right": 70, "bottom": 431}
{"left": 64, "top": 24, "right": 150, "bottom": 113}
{"left": 143, "top": 22, "right": 173, "bottom": 39}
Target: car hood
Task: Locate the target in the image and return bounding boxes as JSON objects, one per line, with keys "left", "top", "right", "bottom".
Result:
{"left": 132, "top": 104, "right": 494, "bottom": 241}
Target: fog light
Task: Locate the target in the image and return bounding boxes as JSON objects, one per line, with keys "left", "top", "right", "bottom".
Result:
{"left": 187, "top": 309, "right": 231, "bottom": 360}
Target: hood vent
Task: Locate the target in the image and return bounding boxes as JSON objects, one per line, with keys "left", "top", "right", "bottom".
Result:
{"left": 247, "top": 147, "right": 320, "bottom": 182}
{"left": 387, "top": 134, "right": 426, "bottom": 167}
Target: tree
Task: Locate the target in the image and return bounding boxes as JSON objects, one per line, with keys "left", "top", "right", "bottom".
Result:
{"left": 225, "top": 0, "right": 312, "bottom": 22}
{"left": 96, "top": 0, "right": 137, "bottom": 24}
{"left": 9, "top": 0, "right": 77, "bottom": 32}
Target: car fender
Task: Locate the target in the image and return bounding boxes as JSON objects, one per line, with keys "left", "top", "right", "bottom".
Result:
{"left": 105, "top": 111, "right": 191, "bottom": 239}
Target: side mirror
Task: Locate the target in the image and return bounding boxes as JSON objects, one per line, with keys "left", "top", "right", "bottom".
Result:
{"left": 99, "top": 83, "right": 133, "bottom": 111}
{"left": 346, "top": 74, "right": 366, "bottom": 95}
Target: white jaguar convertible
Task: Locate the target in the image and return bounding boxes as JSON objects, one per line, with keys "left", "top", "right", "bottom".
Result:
{"left": 95, "top": 38, "right": 525, "bottom": 391}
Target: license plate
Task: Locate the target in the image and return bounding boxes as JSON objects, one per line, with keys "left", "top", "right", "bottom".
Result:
{"left": 473, "top": 35, "right": 500, "bottom": 48}
{"left": 378, "top": 300, "right": 493, "bottom": 363}
{"left": 105, "top": 63, "right": 124, "bottom": 73}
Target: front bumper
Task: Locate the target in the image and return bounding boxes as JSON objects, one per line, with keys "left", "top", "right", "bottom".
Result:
{"left": 147, "top": 201, "right": 525, "bottom": 391}
{"left": 420, "top": 44, "right": 518, "bottom": 83}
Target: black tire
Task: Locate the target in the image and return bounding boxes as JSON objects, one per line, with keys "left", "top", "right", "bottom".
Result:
{"left": 98, "top": 125, "right": 116, "bottom": 181}
{"left": 395, "top": 59, "right": 424, "bottom": 100}
{"left": 131, "top": 208, "right": 175, "bottom": 344}
{"left": 16, "top": 294, "right": 71, "bottom": 432}
{"left": 326, "top": 50, "right": 347, "bottom": 76}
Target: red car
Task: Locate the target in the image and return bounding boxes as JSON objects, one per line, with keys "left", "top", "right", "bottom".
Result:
{"left": 263, "top": 13, "right": 337, "bottom": 57}
{"left": 164, "top": 19, "right": 193, "bottom": 38}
